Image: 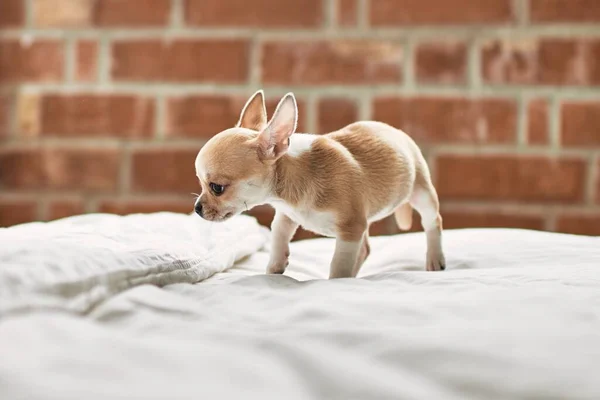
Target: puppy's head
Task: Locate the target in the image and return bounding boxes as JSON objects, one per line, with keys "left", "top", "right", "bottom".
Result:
{"left": 194, "top": 90, "right": 298, "bottom": 222}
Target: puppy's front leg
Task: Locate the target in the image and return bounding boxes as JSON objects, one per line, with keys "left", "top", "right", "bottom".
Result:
{"left": 266, "top": 210, "right": 298, "bottom": 274}
{"left": 329, "top": 222, "right": 367, "bottom": 279}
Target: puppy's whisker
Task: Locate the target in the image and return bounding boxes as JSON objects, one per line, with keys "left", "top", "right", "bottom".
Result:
{"left": 244, "top": 202, "right": 248, "bottom": 211}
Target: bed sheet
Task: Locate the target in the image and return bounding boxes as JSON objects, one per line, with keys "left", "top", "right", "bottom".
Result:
{"left": 1, "top": 213, "right": 599, "bottom": 400}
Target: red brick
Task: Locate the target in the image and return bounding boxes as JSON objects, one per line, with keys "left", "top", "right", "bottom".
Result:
{"left": 482, "top": 38, "right": 600, "bottom": 86}
{"left": 48, "top": 200, "right": 85, "bottom": 220}
{"left": 372, "top": 97, "right": 517, "bottom": 144}
{"left": 441, "top": 210, "right": 546, "bottom": 230}
{"left": 33, "top": 0, "right": 170, "bottom": 27}
{"left": 95, "top": 0, "right": 170, "bottom": 26}
{"left": 530, "top": 0, "right": 600, "bottom": 23}
{"left": 112, "top": 40, "right": 250, "bottom": 83}
{"left": 0, "top": 148, "right": 121, "bottom": 191}
{"left": 416, "top": 41, "right": 467, "bottom": 84}
{"left": 597, "top": 160, "right": 600, "bottom": 204}
{"left": 0, "top": 200, "right": 37, "bottom": 227}
{"left": 166, "top": 95, "right": 307, "bottom": 138}
{"left": 0, "top": 96, "right": 9, "bottom": 137}
{"left": 556, "top": 214, "right": 600, "bottom": 236}
{"left": 33, "top": 0, "right": 94, "bottom": 27}
{"left": 131, "top": 149, "right": 199, "bottom": 193}
{"left": 435, "top": 155, "right": 587, "bottom": 203}
{"left": 40, "top": 94, "right": 154, "bottom": 138}
{"left": 98, "top": 200, "right": 192, "bottom": 215}
{"left": 0, "top": 40, "right": 64, "bottom": 83}
{"left": 0, "top": 0, "right": 25, "bottom": 27}
{"left": 166, "top": 96, "right": 240, "bottom": 138}
{"left": 370, "top": 0, "right": 513, "bottom": 26}
{"left": 528, "top": 99, "right": 549, "bottom": 145}
{"left": 185, "top": 0, "right": 322, "bottom": 27}
{"left": 561, "top": 101, "right": 600, "bottom": 147}
{"left": 317, "top": 98, "right": 358, "bottom": 133}
{"left": 337, "top": 0, "right": 358, "bottom": 26}
{"left": 261, "top": 40, "right": 403, "bottom": 85}
{"left": 76, "top": 40, "right": 98, "bottom": 82}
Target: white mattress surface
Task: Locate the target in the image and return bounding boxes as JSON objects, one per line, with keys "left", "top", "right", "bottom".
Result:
{"left": 0, "top": 213, "right": 599, "bottom": 400}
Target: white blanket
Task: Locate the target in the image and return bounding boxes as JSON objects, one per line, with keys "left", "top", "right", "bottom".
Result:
{"left": 0, "top": 213, "right": 599, "bottom": 400}
{"left": 0, "top": 213, "right": 268, "bottom": 315}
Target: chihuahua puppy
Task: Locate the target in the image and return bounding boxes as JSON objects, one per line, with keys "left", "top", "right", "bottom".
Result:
{"left": 194, "top": 90, "right": 445, "bottom": 278}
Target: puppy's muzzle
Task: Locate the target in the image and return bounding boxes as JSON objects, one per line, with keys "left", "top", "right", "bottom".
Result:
{"left": 194, "top": 202, "right": 203, "bottom": 217}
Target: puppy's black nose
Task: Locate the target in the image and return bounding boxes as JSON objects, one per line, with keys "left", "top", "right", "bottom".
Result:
{"left": 194, "top": 203, "right": 203, "bottom": 217}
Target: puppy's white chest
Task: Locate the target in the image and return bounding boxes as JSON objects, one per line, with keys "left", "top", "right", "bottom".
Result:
{"left": 272, "top": 202, "right": 337, "bottom": 237}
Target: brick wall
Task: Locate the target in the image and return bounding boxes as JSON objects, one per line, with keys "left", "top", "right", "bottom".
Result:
{"left": 1, "top": 0, "right": 599, "bottom": 237}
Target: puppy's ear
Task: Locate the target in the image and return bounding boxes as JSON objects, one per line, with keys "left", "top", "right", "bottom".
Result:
{"left": 256, "top": 93, "right": 298, "bottom": 161}
{"left": 236, "top": 90, "right": 267, "bottom": 131}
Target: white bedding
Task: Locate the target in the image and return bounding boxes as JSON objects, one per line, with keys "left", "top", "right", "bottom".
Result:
{"left": 1, "top": 213, "right": 599, "bottom": 400}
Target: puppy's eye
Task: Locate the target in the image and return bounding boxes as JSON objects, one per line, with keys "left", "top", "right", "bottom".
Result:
{"left": 209, "top": 183, "right": 225, "bottom": 196}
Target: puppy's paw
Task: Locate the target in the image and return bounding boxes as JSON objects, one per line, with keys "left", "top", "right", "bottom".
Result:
{"left": 426, "top": 251, "right": 446, "bottom": 272}
{"left": 266, "top": 258, "right": 289, "bottom": 275}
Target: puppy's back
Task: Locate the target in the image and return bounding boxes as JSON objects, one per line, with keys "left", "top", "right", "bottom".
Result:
{"left": 326, "top": 121, "right": 418, "bottom": 215}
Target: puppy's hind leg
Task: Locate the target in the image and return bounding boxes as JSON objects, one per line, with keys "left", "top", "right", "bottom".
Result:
{"left": 410, "top": 178, "right": 446, "bottom": 272}
{"left": 330, "top": 219, "right": 368, "bottom": 279}
{"left": 352, "top": 232, "right": 371, "bottom": 277}
{"left": 393, "top": 202, "right": 413, "bottom": 231}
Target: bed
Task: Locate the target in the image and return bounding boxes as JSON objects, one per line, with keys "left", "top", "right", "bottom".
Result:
{"left": 1, "top": 212, "right": 599, "bottom": 400}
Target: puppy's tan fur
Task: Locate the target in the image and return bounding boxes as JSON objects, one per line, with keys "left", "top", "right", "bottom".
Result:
{"left": 195, "top": 90, "right": 445, "bottom": 278}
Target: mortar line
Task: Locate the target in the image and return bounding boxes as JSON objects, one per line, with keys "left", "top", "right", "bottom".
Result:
{"left": 170, "top": 0, "right": 184, "bottom": 28}
{"left": 248, "top": 35, "right": 262, "bottom": 89}
{"left": 514, "top": 0, "right": 529, "bottom": 26}
{"left": 155, "top": 96, "right": 167, "bottom": 140}
{"left": 545, "top": 214, "right": 558, "bottom": 232}
{"left": 10, "top": 82, "right": 600, "bottom": 98}
{"left": 467, "top": 37, "right": 482, "bottom": 91}
{"left": 118, "top": 143, "right": 132, "bottom": 195}
{"left": 24, "top": 0, "right": 33, "bottom": 28}
{"left": 325, "top": 0, "right": 336, "bottom": 30}
{"left": 585, "top": 154, "right": 599, "bottom": 205}
{"left": 98, "top": 35, "right": 111, "bottom": 84}
{"left": 5, "top": 24, "right": 600, "bottom": 39}
{"left": 549, "top": 96, "right": 561, "bottom": 152}
{"left": 441, "top": 202, "right": 547, "bottom": 215}
{"left": 85, "top": 196, "right": 100, "bottom": 213}
{"left": 358, "top": 92, "right": 372, "bottom": 121}
{"left": 0, "top": 139, "right": 208, "bottom": 149}
{"left": 403, "top": 39, "right": 415, "bottom": 91}
{"left": 92, "top": 193, "right": 199, "bottom": 202}
{"left": 64, "top": 36, "right": 76, "bottom": 83}
{"left": 357, "top": 0, "right": 369, "bottom": 30}
{"left": 425, "top": 146, "right": 593, "bottom": 157}
{"left": 305, "top": 94, "right": 318, "bottom": 134}
{"left": 39, "top": 199, "right": 50, "bottom": 221}
{"left": 441, "top": 202, "right": 600, "bottom": 214}
{"left": 0, "top": 190, "right": 191, "bottom": 200}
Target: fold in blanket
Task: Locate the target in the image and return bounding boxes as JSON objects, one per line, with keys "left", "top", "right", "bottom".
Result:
{"left": 0, "top": 213, "right": 268, "bottom": 317}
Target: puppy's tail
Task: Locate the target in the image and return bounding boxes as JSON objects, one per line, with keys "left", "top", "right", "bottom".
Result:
{"left": 393, "top": 203, "right": 413, "bottom": 231}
